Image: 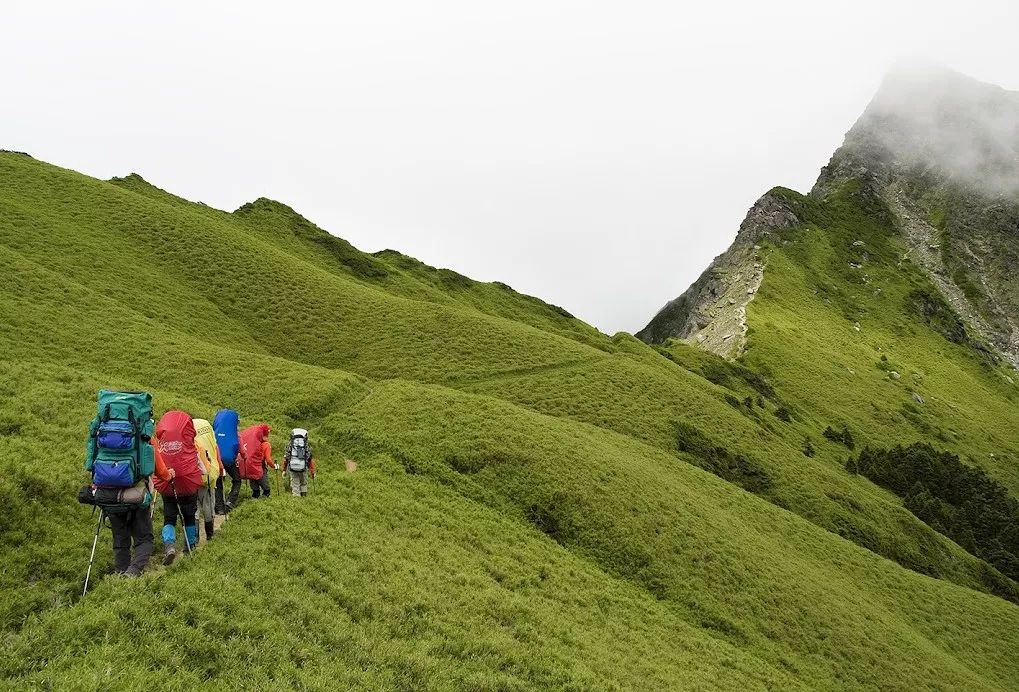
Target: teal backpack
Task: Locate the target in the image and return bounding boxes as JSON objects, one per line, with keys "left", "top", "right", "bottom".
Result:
{"left": 85, "top": 390, "right": 155, "bottom": 488}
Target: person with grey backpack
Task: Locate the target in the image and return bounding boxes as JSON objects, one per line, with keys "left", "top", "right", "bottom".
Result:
{"left": 283, "top": 428, "right": 315, "bottom": 497}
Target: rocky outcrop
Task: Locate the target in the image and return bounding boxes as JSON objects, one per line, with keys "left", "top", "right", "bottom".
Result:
{"left": 636, "top": 193, "right": 798, "bottom": 357}
{"left": 640, "top": 65, "right": 1019, "bottom": 367}
{"left": 814, "top": 65, "right": 1019, "bottom": 367}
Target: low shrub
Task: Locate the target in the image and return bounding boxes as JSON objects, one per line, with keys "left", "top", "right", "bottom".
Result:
{"left": 852, "top": 443, "right": 1019, "bottom": 584}
{"left": 675, "top": 422, "right": 771, "bottom": 494}
{"left": 824, "top": 425, "right": 855, "bottom": 449}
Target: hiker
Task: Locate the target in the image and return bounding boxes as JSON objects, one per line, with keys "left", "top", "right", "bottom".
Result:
{"left": 283, "top": 428, "right": 316, "bottom": 497}
{"left": 192, "top": 417, "right": 224, "bottom": 540}
{"left": 152, "top": 410, "right": 205, "bottom": 564}
{"left": 238, "top": 423, "right": 278, "bottom": 498}
{"left": 105, "top": 458, "right": 174, "bottom": 577}
{"left": 84, "top": 390, "right": 175, "bottom": 578}
{"left": 213, "top": 409, "right": 242, "bottom": 512}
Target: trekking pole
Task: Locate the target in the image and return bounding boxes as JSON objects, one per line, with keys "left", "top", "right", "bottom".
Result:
{"left": 83, "top": 509, "right": 105, "bottom": 596}
{"left": 170, "top": 479, "right": 193, "bottom": 555}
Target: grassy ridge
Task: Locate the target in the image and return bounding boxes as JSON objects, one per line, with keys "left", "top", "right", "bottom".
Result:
{"left": 2, "top": 434, "right": 798, "bottom": 689}
{"left": 2, "top": 151, "right": 1019, "bottom": 690}
{"left": 748, "top": 185, "right": 1019, "bottom": 492}
{"left": 331, "top": 380, "right": 1019, "bottom": 689}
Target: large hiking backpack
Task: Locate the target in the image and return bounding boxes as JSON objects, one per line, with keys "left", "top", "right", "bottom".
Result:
{"left": 238, "top": 424, "right": 270, "bottom": 480}
{"left": 192, "top": 418, "right": 221, "bottom": 486}
{"left": 152, "top": 411, "right": 204, "bottom": 496}
{"left": 86, "top": 390, "right": 155, "bottom": 488}
{"left": 213, "top": 409, "right": 240, "bottom": 466}
{"left": 288, "top": 428, "right": 310, "bottom": 473}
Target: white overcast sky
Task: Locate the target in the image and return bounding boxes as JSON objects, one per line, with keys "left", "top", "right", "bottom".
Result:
{"left": 4, "top": 1, "right": 1018, "bottom": 333}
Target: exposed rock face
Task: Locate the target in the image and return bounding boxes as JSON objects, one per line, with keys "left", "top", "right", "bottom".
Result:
{"left": 636, "top": 193, "right": 798, "bottom": 357}
{"left": 814, "top": 65, "right": 1019, "bottom": 366}
{"left": 640, "top": 65, "right": 1019, "bottom": 366}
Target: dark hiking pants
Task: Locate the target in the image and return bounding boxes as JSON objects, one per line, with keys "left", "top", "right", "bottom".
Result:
{"left": 214, "top": 476, "right": 225, "bottom": 514}
{"left": 250, "top": 462, "right": 271, "bottom": 498}
{"left": 109, "top": 508, "right": 154, "bottom": 574}
{"left": 162, "top": 493, "right": 198, "bottom": 550}
{"left": 221, "top": 463, "right": 242, "bottom": 507}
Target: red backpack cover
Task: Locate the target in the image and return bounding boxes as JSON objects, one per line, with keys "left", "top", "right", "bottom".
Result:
{"left": 238, "top": 424, "right": 271, "bottom": 480}
{"left": 153, "top": 410, "right": 204, "bottom": 496}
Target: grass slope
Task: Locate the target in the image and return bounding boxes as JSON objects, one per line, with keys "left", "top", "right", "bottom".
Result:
{"left": 2, "top": 152, "right": 1019, "bottom": 690}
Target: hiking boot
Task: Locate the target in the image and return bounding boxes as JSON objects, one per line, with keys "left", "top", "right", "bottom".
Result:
{"left": 163, "top": 544, "right": 177, "bottom": 566}
{"left": 124, "top": 566, "right": 142, "bottom": 578}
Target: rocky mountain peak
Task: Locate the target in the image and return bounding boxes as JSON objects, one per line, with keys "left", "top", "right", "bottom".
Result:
{"left": 641, "top": 66, "right": 1019, "bottom": 367}
{"left": 636, "top": 191, "right": 797, "bottom": 355}
{"left": 815, "top": 64, "right": 1019, "bottom": 198}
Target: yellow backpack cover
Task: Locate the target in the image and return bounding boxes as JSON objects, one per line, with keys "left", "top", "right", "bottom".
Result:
{"left": 192, "top": 418, "right": 222, "bottom": 485}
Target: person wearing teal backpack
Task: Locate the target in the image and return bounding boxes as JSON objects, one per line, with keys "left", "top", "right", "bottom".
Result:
{"left": 84, "top": 390, "right": 174, "bottom": 578}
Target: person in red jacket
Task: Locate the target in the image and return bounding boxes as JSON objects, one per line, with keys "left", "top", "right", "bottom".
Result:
{"left": 238, "top": 424, "right": 278, "bottom": 499}
{"left": 152, "top": 411, "right": 205, "bottom": 564}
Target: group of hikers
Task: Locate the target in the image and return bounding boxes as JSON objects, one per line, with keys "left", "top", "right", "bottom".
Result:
{"left": 79, "top": 390, "right": 317, "bottom": 585}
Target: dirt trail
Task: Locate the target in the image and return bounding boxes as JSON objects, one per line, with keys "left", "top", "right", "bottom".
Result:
{"left": 197, "top": 512, "right": 227, "bottom": 546}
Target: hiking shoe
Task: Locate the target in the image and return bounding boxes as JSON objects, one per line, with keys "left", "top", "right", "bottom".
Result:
{"left": 124, "top": 566, "right": 142, "bottom": 578}
{"left": 163, "top": 545, "right": 177, "bottom": 566}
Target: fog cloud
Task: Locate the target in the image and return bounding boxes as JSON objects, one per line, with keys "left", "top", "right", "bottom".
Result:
{"left": 849, "top": 64, "right": 1019, "bottom": 196}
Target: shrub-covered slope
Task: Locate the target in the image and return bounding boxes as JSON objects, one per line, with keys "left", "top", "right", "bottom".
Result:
{"left": 2, "top": 150, "right": 1019, "bottom": 690}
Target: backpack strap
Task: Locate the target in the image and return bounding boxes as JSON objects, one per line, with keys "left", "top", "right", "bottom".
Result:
{"left": 91, "top": 403, "right": 113, "bottom": 467}
{"left": 127, "top": 408, "right": 141, "bottom": 480}
{"left": 90, "top": 419, "right": 100, "bottom": 467}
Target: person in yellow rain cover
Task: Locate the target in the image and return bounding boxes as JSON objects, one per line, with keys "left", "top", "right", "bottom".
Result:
{"left": 192, "top": 417, "right": 225, "bottom": 542}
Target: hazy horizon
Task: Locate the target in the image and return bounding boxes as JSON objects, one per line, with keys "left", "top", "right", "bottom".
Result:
{"left": 4, "top": 1, "right": 1018, "bottom": 333}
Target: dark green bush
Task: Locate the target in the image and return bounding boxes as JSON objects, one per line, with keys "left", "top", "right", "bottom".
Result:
{"left": 824, "top": 425, "right": 855, "bottom": 449}
{"left": 907, "top": 289, "right": 967, "bottom": 345}
{"left": 802, "top": 438, "right": 816, "bottom": 457}
{"left": 852, "top": 443, "right": 1019, "bottom": 583}
{"left": 700, "top": 361, "right": 777, "bottom": 401}
{"left": 675, "top": 422, "right": 771, "bottom": 494}
{"left": 702, "top": 362, "right": 731, "bottom": 388}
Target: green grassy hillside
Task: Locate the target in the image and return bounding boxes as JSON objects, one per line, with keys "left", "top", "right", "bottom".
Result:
{"left": 2, "top": 151, "right": 1019, "bottom": 690}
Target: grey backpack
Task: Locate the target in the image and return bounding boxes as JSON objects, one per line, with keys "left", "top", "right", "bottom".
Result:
{"left": 288, "top": 428, "right": 309, "bottom": 472}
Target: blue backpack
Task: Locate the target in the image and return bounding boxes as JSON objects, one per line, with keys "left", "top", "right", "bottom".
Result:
{"left": 213, "top": 409, "right": 240, "bottom": 466}
{"left": 85, "top": 390, "right": 155, "bottom": 488}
